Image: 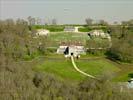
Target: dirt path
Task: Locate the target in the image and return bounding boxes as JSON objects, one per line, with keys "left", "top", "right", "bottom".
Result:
{"left": 71, "top": 56, "right": 96, "bottom": 79}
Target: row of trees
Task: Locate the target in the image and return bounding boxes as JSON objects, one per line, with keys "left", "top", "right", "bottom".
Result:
{"left": 107, "top": 25, "right": 133, "bottom": 63}
{"left": 0, "top": 19, "right": 46, "bottom": 60}
{"left": 85, "top": 18, "right": 133, "bottom": 63}
{"left": 85, "top": 18, "right": 133, "bottom": 26}
{"left": 27, "top": 16, "right": 57, "bottom": 25}
{"left": 85, "top": 18, "right": 109, "bottom": 26}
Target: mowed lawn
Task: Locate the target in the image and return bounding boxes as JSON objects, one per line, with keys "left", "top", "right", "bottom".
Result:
{"left": 112, "top": 63, "right": 133, "bottom": 82}
{"left": 35, "top": 57, "right": 120, "bottom": 81}
{"left": 76, "top": 59, "right": 120, "bottom": 76}
{"left": 47, "top": 32, "right": 89, "bottom": 46}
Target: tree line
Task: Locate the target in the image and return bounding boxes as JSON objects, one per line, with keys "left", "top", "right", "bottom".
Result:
{"left": 106, "top": 24, "right": 133, "bottom": 63}
{"left": 85, "top": 18, "right": 133, "bottom": 63}
{"left": 0, "top": 19, "right": 46, "bottom": 61}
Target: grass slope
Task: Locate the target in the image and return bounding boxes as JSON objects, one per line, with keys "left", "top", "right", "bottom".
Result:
{"left": 35, "top": 56, "right": 119, "bottom": 81}
{"left": 76, "top": 59, "right": 120, "bottom": 76}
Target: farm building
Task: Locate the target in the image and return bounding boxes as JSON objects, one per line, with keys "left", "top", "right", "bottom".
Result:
{"left": 88, "top": 30, "right": 110, "bottom": 39}
{"left": 64, "top": 26, "right": 78, "bottom": 32}
{"left": 127, "top": 78, "right": 133, "bottom": 88}
{"left": 57, "top": 42, "right": 86, "bottom": 57}
{"left": 36, "top": 29, "right": 50, "bottom": 36}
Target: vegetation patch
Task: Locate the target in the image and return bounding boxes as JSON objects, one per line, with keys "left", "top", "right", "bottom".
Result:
{"left": 47, "top": 32, "right": 89, "bottom": 47}
{"left": 76, "top": 59, "right": 120, "bottom": 75}
{"left": 33, "top": 25, "right": 65, "bottom": 32}
{"left": 35, "top": 57, "right": 119, "bottom": 81}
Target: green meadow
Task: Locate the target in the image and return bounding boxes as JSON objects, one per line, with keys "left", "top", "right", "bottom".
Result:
{"left": 46, "top": 32, "right": 89, "bottom": 47}
{"left": 35, "top": 55, "right": 120, "bottom": 81}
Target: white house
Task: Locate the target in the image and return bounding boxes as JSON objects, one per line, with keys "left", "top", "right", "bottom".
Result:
{"left": 88, "top": 30, "right": 110, "bottom": 38}
{"left": 57, "top": 45, "right": 86, "bottom": 58}
{"left": 36, "top": 29, "right": 50, "bottom": 36}
{"left": 64, "top": 26, "right": 75, "bottom": 32}
{"left": 74, "top": 27, "right": 79, "bottom": 32}
{"left": 64, "top": 26, "right": 81, "bottom": 32}
{"left": 127, "top": 78, "right": 133, "bottom": 88}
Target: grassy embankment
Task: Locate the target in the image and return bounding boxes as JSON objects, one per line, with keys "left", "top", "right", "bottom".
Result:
{"left": 34, "top": 54, "right": 120, "bottom": 82}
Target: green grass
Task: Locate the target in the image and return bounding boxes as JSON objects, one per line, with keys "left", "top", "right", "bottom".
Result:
{"left": 36, "top": 59, "right": 84, "bottom": 81}
{"left": 35, "top": 57, "right": 120, "bottom": 81}
{"left": 78, "top": 27, "right": 92, "bottom": 32}
{"left": 47, "top": 32, "right": 89, "bottom": 47}
{"left": 114, "top": 73, "right": 131, "bottom": 82}
{"left": 33, "top": 25, "right": 65, "bottom": 32}
{"left": 76, "top": 59, "right": 120, "bottom": 76}
{"left": 112, "top": 63, "right": 133, "bottom": 82}
{"left": 78, "top": 26, "right": 108, "bottom": 32}
{"left": 30, "top": 53, "right": 133, "bottom": 82}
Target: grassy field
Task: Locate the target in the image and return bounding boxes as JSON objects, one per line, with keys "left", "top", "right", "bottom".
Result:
{"left": 46, "top": 32, "right": 89, "bottom": 47}
{"left": 33, "top": 25, "right": 109, "bottom": 32}
{"left": 76, "top": 59, "right": 120, "bottom": 76}
{"left": 26, "top": 53, "right": 133, "bottom": 82}
{"left": 112, "top": 63, "right": 133, "bottom": 82}
{"left": 33, "top": 25, "right": 65, "bottom": 32}
{"left": 35, "top": 55, "right": 120, "bottom": 81}
{"left": 45, "top": 32, "right": 110, "bottom": 48}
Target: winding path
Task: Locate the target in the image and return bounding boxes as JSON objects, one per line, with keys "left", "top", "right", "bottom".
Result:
{"left": 71, "top": 56, "right": 96, "bottom": 79}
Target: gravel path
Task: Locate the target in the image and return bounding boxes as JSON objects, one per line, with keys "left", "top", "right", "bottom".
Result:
{"left": 71, "top": 56, "right": 96, "bottom": 79}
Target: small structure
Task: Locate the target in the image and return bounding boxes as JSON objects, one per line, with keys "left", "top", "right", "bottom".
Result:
{"left": 57, "top": 42, "right": 86, "bottom": 57}
{"left": 88, "top": 30, "right": 110, "bottom": 39}
{"left": 74, "top": 27, "right": 79, "bottom": 32}
{"left": 127, "top": 78, "right": 133, "bottom": 88}
{"left": 64, "top": 26, "right": 77, "bottom": 32}
{"left": 36, "top": 29, "right": 50, "bottom": 36}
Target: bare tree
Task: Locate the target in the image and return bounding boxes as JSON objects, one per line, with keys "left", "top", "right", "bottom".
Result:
{"left": 114, "top": 21, "right": 118, "bottom": 25}
{"left": 85, "top": 18, "right": 93, "bottom": 26}
{"left": 16, "top": 18, "right": 29, "bottom": 35}
{"left": 36, "top": 18, "right": 41, "bottom": 25}
{"left": 98, "top": 20, "right": 108, "bottom": 26}
{"left": 52, "top": 18, "right": 57, "bottom": 25}
{"left": 27, "top": 16, "right": 36, "bottom": 26}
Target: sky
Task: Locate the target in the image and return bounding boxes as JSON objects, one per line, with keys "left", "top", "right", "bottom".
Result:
{"left": 0, "top": 0, "right": 133, "bottom": 24}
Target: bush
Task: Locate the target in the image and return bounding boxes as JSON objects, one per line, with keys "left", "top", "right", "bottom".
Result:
{"left": 106, "top": 38, "right": 133, "bottom": 63}
{"left": 78, "top": 27, "right": 92, "bottom": 32}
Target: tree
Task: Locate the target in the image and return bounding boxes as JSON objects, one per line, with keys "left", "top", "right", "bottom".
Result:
{"left": 85, "top": 18, "right": 93, "bottom": 26}
{"left": 98, "top": 20, "right": 108, "bottom": 26}
{"left": 36, "top": 17, "right": 41, "bottom": 25}
{"left": 114, "top": 21, "right": 118, "bottom": 25}
{"left": 27, "top": 16, "right": 36, "bottom": 26}
{"left": 52, "top": 19, "right": 57, "bottom": 25}
{"left": 16, "top": 19, "right": 29, "bottom": 36}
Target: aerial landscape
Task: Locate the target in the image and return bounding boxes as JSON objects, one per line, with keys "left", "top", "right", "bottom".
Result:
{"left": 0, "top": 0, "right": 133, "bottom": 100}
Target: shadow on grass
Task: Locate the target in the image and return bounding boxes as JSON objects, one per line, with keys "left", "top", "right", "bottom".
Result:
{"left": 128, "top": 73, "right": 133, "bottom": 78}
